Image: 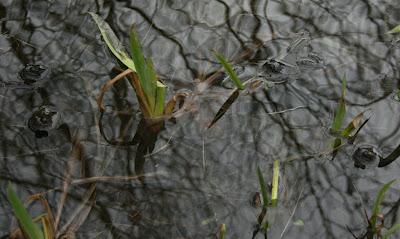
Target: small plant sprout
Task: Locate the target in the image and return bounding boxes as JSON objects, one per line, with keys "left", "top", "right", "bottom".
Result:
{"left": 90, "top": 13, "right": 182, "bottom": 120}
{"left": 208, "top": 53, "right": 245, "bottom": 128}
{"left": 348, "top": 179, "right": 400, "bottom": 238}
{"left": 330, "top": 77, "right": 369, "bottom": 159}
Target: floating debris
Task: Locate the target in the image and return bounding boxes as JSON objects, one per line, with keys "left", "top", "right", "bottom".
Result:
{"left": 250, "top": 192, "right": 262, "bottom": 208}
{"left": 27, "top": 105, "right": 60, "bottom": 138}
{"left": 352, "top": 145, "right": 382, "bottom": 169}
{"left": 18, "top": 64, "right": 47, "bottom": 85}
{"left": 296, "top": 52, "right": 325, "bottom": 69}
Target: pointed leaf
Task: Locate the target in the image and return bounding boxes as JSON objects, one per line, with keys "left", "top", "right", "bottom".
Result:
{"left": 388, "top": 25, "right": 400, "bottom": 34}
{"left": 214, "top": 52, "right": 245, "bottom": 90}
{"left": 89, "top": 12, "right": 136, "bottom": 71}
{"left": 371, "top": 180, "right": 397, "bottom": 229}
{"left": 207, "top": 89, "right": 240, "bottom": 129}
{"left": 257, "top": 166, "right": 269, "bottom": 208}
{"left": 331, "top": 77, "right": 346, "bottom": 133}
{"left": 383, "top": 223, "right": 400, "bottom": 239}
{"left": 7, "top": 183, "right": 44, "bottom": 239}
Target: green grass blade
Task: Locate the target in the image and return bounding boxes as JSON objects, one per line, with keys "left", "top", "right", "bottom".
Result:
{"left": 388, "top": 25, "right": 400, "bottom": 34}
{"left": 257, "top": 166, "right": 269, "bottom": 208}
{"left": 129, "top": 26, "right": 159, "bottom": 111}
{"left": 89, "top": 12, "right": 136, "bottom": 71}
{"left": 371, "top": 180, "right": 397, "bottom": 229}
{"left": 7, "top": 183, "right": 44, "bottom": 239}
{"left": 219, "top": 224, "right": 226, "bottom": 239}
{"left": 154, "top": 81, "right": 166, "bottom": 116}
{"left": 214, "top": 52, "right": 244, "bottom": 90}
{"left": 271, "top": 160, "right": 280, "bottom": 207}
{"left": 383, "top": 223, "right": 400, "bottom": 239}
{"left": 331, "top": 77, "right": 346, "bottom": 133}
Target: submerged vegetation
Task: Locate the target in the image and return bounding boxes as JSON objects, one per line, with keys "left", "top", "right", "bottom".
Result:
{"left": 2, "top": 4, "right": 400, "bottom": 239}
{"left": 348, "top": 180, "right": 400, "bottom": 239}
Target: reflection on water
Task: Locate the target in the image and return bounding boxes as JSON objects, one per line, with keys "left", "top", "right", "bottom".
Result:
{"left": 1, "top": 0, "right": 400, "bottom": 238}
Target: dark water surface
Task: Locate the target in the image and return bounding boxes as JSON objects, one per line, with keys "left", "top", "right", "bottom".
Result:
{"left": 1, "top": 0, "right": 400, "bottom": 238}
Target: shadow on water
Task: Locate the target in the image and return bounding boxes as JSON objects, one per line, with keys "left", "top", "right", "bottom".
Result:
{"left": 1, "top": 0, "right": 400, "bottom": 238}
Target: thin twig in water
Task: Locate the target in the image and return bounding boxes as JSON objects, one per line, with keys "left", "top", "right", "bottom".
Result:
{"left": 70, "top": 172, "right": 163, "bottom": 186}
{"left": 54, "top": 133, "right": 84, "bottom": 231}
{"left": 144, "top": 135, "right": 173, "bottom": 158}
{"left": 267, "top": 106, "right": 307, "bottom": 115}
{"left": 280, "top": 186, "right": 305, "bottom": 238}
{"left": 202, "top": 136, "right": 206, "bottom": 171}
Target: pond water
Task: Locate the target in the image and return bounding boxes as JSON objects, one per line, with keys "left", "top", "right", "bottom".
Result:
{"left": 1, "top": 0, "right": 400, "bottom": 238}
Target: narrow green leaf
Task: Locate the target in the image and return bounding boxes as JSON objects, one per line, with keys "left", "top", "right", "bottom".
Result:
{"left": 383, "top": 223, "right": 400, "bottom": 239}
{"left": 129, "top": 25, "right": 156, "bottom": 107}
{"left": 214, "top": 52, "right": 245, "bottom": 90}
{"left": 7, "top": 183, "right": 44, "bottom": 239}
{"left": 257, "top": 166, "right": 269, "bottom": 208}
{"left": 271, "top": 160, "right": 280, "bottom": 207}
{"left": 331, "top": 137, "right": 342, "bottom": 160}
{"left": 219, "top": 224, "right": 226, "bottom": 239}
{"left": 371, "top": 180, "right": 398, "bottom": 229}
{"left": 89, "top": 12, "right": 137, "bottom": 71}
{"left": 388, "top": 25, "right": 400, "bottom": 34}
{"left": 154, "top": 81, "right": 166, "bottom": 116}
{"left": 331, "top": 77, "right": 346, "bottom": 133}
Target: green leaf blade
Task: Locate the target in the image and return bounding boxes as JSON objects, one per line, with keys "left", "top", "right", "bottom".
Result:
{"left": 154, "top": 81, "right": 166, "bottom": 116}
{"left": 383, "top": 223, "right": 400, "bottom": 239}
{"left": 7, "top": 183, "right": 44, "bottom": 239}
{"left": 257, "top": 166, "right": 269, "bottom": 208}
{"left": 371, "top": 180, "right": 398, "bottom": 229}
{"left": 331, "top": 77, "right": 346, "bottom": 133}
{"left": 214, "top": 52, "right": 245, "bottom": 90}
{"left": 271, "top": 160, "right": 280, "bottom": 207}
{"left": 89, "top": 12, "right": 137, "bottom": 72}
{"left": 388, "top": 25, "right": 400, "bottom": 34}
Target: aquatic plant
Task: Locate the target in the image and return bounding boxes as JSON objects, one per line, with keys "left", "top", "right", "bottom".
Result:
{"left": 253, "top": 162, "right": 281, "bottom": 237}
{"left": 330, "top": 77, "right": 369, "bottom": 159}
{"left": 218, "top": 224, "right": 226, "bottom": 239}
{"left": 349, "top": 179, "right": 400, "bottom": 238}
{"left": 90, "top": 13, "right": 168, "bottom": 119}
{"left": 7, "top": 184, "right": 45, "bottom": 239}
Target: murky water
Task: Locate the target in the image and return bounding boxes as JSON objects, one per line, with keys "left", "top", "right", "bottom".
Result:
{"left": 1, "top": 0, "right": 400, "bottom": 238}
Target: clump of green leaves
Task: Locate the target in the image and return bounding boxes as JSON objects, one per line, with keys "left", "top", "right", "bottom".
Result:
{"left": 330, "top": 77, "right": 369, "bottom": 159}
{"left": 90, "top": 12, "right": 166, "bottom": 118}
